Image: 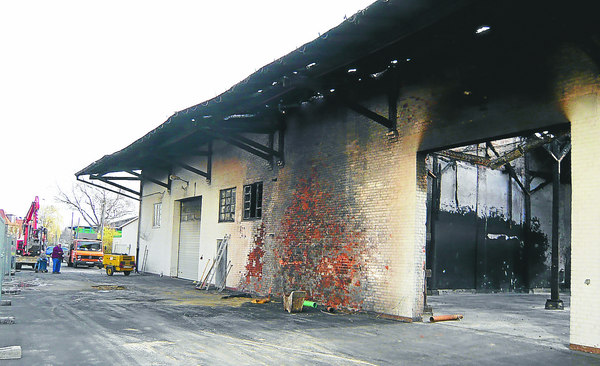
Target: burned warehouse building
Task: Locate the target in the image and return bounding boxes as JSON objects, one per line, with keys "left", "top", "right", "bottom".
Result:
{"left": 77, "top": 0, "right": 600, "bottom": 353}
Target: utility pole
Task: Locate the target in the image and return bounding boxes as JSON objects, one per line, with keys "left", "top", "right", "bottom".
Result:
{"left": 100, "top": 198, "right": 105, "bottom": 250}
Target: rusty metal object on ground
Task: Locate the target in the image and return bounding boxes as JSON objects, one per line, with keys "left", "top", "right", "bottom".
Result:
{"left": 251, "top": 297, "right": 271, "bottom": 304}
{"left": 283, "top": 291, "right": 306, "bottom": 313}
{"left": 429, "top": 314, "right": 463, "bottom": 322}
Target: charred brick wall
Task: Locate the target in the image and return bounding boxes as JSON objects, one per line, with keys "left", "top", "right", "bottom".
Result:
{"left": 140, "top": 45, "right": 596, "bottom": 326}
{"left": 176, "top": 74, "right": 569, "bottom": 319}
{"left": 231, "top": 91, "right": 433, "bottom": 318}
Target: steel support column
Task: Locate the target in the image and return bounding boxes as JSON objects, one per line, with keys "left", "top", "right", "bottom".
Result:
{"left": 545, "top": 157, "right": 564, "bottom": 310}
{"left": 544, "top": 138, "right": 570, "bottom": 310}
{"left": 427, "top": 155, "right": 440, "bottom": 292}
{"left": 523, "top": 154, "right": 532, "bottom": 289}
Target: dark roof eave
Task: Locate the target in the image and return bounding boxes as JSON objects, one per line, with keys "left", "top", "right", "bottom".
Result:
{"left": 77, "top": 0, "right": 475, "bottom": 177}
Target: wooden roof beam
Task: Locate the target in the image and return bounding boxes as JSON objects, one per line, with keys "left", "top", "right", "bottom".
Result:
{"left": 152, "top": 155, "right": 210, "bottom": 180}
{"left": 89, "top": 175, "right": 141, "bottom": 197}
{"left": 77, "top": 177, "right": 141, "bottom": 201}
{"left": 126, "top": 171, "right": 170, "bottom": 190}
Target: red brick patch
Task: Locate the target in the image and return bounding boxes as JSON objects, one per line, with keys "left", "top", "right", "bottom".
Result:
{"left": 275, "top": 166, "right": 366, "bottom": 309}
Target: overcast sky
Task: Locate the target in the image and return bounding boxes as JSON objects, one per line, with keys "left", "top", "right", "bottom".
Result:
{"left": 0, "top": 0, "right": 375, "bottom": 225}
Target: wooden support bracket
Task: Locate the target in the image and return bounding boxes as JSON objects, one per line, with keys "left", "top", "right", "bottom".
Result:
{"left": 90, "top": 175, "right": 142, "bottom": 197}
{"left": 127, "top": 171, "right": 170, "bottom": 189}
{"left": 342, "top": 99, "right": 395, "bottom": 130}
{"left": 76, "top": 177, "right": 141, "bottom": 201}
{"left": 153, "top": 155, "right": 211, "bottom": 180}
{"left": 388, "top": 68, "right": 400, "bottom": 133}
{"left": 97, "top": 176, "right": 139, "bottom": 181}
{"left": 302, "top": 76, "right": 398, "bottom": 133}
{"left": 204, "top": 124, "right": 284, "bottom": 166}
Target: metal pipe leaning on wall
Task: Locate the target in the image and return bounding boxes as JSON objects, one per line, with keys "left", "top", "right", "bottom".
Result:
{"left": 430, "top": 314, "right": 464, "bottom": 322}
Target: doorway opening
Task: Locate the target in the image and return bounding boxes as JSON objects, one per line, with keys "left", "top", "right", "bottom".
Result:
{"left": 422, "top": 127, "right": 572, "bottom": 345}
{"left": 424, "top": 129, "right": 571, "bottom": 293}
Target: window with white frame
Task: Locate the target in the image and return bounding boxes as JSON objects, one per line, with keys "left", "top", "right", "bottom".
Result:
{"left": 153, "top": 203, "right": 162, "bottom": 228}
{"left": 219, "top": 187, "right": 236, "bottom": 222}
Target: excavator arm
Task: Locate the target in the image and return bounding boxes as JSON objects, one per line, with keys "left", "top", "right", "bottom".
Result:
{"left": 20, "top": 196, "right": 40, "bottom": 255}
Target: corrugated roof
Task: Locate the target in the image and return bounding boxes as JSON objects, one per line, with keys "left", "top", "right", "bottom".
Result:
{"left": 77, "top": 0, "right": 475, "bottom": 177}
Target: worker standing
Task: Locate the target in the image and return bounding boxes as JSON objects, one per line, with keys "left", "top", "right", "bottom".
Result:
{"left": 52, "top": 244, "right": 64, "bottom": 274}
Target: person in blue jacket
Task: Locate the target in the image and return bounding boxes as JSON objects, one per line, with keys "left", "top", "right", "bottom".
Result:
{"left": 35, "top": 251, "right": 48, "bottom": 272}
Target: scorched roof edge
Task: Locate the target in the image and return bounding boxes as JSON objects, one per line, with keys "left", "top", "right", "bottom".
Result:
{"left": 76, "top": 0, "right": 472, "bottom": 177}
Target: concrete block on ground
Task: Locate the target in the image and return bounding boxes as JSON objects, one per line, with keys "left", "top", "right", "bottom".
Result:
{"left": 0, "top": 346, "right": 22, "bottom": 360}
{"left": 0, "top": 317, "right": 16, "bottom": 324}
{"left": 283, "top": 291, "right": 306, "bottom": 313}
{"left": 1, "top": 288, "right": 21, "bottom": 295}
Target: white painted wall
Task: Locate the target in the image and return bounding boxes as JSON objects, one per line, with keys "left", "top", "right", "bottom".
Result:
{"left": 139, "top": 138, "right": 271, "bottom": 285}
{"left": 113, "top": 218, "right": 138, "bottom": 256}
{"left": 139, "top": 179, "right": 175, "bottom": 276}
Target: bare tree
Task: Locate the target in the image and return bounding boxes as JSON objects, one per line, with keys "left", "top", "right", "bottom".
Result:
{"left": 56, "top": 182, "right": 135, "bottom": 229}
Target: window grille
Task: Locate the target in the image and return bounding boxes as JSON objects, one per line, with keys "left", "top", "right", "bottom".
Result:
{"left": 219, "top": 188, "right": 236, "bottom": 222}
{"left": 243, "top": 182, "right": 262, "bottom": 219}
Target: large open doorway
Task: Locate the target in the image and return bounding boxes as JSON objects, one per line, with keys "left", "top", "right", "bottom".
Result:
{"left": 177, "top": 197, "right": 202, "bottom": 280}
{"left": 425, "top": 130, "right": 571, "bottom": 293}
{"left": 423, "top": 128, "right": 572, "bottom": 344}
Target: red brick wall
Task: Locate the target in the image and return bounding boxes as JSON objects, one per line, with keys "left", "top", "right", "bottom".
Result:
{"left": 233, "top": 98, "right": 430, "bottom": 317}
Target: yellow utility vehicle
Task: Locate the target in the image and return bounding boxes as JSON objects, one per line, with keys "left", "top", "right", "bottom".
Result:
{"left": 102, "top": 254, "right": 135, "bottom": 276}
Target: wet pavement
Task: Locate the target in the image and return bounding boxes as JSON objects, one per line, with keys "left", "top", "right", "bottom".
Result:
{"left": 427, "top": 292, "right": 571, "bottom": 348}
{"left": 1, "top": 267, "right": 599, "bottom": 365}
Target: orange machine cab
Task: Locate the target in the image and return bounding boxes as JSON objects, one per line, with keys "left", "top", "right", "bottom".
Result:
{"left": 68, "top": 239, "right": 103, "bottom": 268}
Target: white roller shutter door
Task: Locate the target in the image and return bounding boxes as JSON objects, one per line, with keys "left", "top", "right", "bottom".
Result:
{"left": 177, "top": 197, "right": 201, "bottom": 280}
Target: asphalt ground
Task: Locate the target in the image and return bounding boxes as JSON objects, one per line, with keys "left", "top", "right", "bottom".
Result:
{"left": 1, "top": 266, "right": 599, "bottom": 365}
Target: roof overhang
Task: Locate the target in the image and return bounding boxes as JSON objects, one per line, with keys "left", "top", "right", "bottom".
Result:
{"left": 76, "top": 0, "right": 476, "bottom": 179}
{"left": 77, "top": 0, "right": 598, "bottom": 183}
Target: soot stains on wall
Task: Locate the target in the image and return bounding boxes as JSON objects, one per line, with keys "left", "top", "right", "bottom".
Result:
{"left": 433, "top": 210, "right": 550, "bottom": 291}
{"left": 428, "top": 141, "right": 567, "bottom": 292}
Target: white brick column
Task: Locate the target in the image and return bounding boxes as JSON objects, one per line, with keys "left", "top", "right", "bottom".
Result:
{"left": 569, "top": 93, "right": 600, "bottom": 353}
